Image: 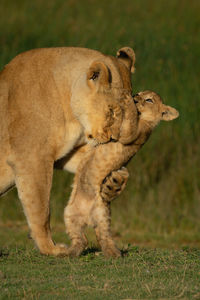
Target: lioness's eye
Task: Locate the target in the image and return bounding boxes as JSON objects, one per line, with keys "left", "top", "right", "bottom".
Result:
{"left": 145, "top": 98, "right": 153, "bottom": 103}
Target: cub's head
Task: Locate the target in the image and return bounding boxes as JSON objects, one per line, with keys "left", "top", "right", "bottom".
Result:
{"left": 133, "top": 90, "right": 179, "bottom": 128}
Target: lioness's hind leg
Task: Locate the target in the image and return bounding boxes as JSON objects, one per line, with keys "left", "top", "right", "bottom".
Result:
{"left": 10, "top": 156, "right": 68, "bottom": 256}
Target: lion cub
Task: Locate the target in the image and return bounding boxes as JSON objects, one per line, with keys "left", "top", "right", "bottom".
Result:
{"left": 64, "top": 91, "right": 179, "bottom": 257}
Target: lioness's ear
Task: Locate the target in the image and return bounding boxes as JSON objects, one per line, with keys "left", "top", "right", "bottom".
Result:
{"left": 116, "top": 47, "right": 136, "bottom": 73}
{"left": 87, "top": 61, "right": 111, "bottom": 90}
{"left": 161, "top": 105, "right": 179, "bottom": 121}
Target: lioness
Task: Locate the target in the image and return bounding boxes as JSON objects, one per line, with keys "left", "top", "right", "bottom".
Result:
{"left": 0, "top": 46, "right": 135, "bottom": 256}
{"left": 64, "top": 91, "right": 179, "bottom": 257}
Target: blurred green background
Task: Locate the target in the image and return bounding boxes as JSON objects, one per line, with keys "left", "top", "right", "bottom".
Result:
{"left": 0, "top": 0, "right": 199, "bottom": 247}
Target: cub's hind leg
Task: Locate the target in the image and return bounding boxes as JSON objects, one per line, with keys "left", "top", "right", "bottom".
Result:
{"left": 64, "top": 203, "right": 88, "bottom": 257}
{"left": 92, "top": 200, "right": 121, "bottom": 258}
{"left": 65, "top": 193, "right": 121, "bottom": 258}
{"left": 64, "top": 185, "right": 91, "bottom": 257}
{"left": 10, "top": 155, "right": 68, "bottom": 256}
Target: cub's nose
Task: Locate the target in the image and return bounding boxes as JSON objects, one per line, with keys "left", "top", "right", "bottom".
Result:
{"left": 133, "top": 94, "right": 139, "bottom": 104}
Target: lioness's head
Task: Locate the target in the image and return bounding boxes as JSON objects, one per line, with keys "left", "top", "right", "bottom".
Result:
{"left": 70, "top": 63, "right": 121, "bottom": 144}
{"left": 83, "top": 61, "right": 121, "bottom": 143}
{"left": 133, "top": 90, "right": 179, "bottom": 128}
{"left": 70, "top": 47, "right": 136, "bottom": 144}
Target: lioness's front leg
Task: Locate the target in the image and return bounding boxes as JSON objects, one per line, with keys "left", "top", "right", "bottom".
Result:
{"left": 100, "top": 167, "right": 129, "bottom": 202}
{"left": 10, "top": 155, "right": 68, "bottom": 256}
{"left": 0, "top": 159, "right": 15, "bottom": 196}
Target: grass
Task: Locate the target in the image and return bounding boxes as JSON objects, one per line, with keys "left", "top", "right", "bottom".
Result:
{"left": 0, "top": 0, "right": 200, "bottom": 298}
{"left": 1, "top": 245, "right": 200, "bottom": 299}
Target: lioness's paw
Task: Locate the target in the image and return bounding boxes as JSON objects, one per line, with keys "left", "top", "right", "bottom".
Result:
{"left": 40, "top": 243, "right": 68, "bottom": 257}
{"left": 53, "top": 244, "right": 69, "bottom": 257}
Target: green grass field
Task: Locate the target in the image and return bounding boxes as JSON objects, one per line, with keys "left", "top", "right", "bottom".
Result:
{"left": 0, "top": 0, "right": 200, "bottom": 298}
{"left": 1, "top": 245, "right": 200, "bottom": 299}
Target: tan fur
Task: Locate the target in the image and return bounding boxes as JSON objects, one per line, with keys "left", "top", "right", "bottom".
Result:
{"left": 64, "top": 91, "right": 179, "bottom": 257}
{"left": 0, "top": 46, "right": 136, "bottom": 256}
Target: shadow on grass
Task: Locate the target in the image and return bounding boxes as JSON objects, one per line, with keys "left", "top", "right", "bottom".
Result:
{"left": 82, "top": 247, "right": 100, "bottom": 256}
{"left": 0, "top": 249, "right": 9, "bottom": 257}
{"left": 81, "top": 246, "right": 129, "bottom": 257}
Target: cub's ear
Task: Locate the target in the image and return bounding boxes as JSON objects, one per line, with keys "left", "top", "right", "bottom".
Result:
{"left": 116, "top": 47, "right": 136, "bottom": 73}
{"left": 87, "top": 61, "right": 111, "bottom": 90}
{"left": 161, "top": 105, "right": 179, "bottom": 121}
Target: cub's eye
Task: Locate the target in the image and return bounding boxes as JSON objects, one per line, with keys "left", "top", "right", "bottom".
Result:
{"left": 145, "top": 98, "right": 153, "bottom": 103}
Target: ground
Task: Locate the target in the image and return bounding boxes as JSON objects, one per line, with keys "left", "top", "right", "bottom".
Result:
{"left": 1, "top": 240, "right": 200, "bottom": 299}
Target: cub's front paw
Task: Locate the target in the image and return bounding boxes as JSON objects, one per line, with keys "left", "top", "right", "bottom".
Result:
{"left": 101, "top": 167, "right": 129, "bottom": 202}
